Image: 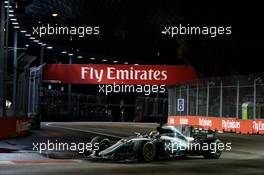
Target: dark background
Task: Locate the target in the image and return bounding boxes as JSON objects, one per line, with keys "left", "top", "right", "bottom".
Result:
{"left": 6, "top": 0, "right": 264, "bottom": 77}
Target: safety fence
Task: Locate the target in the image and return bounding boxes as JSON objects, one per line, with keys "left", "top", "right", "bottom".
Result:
{"left": 167, "top": 74, "right": 264, "bottom": 134}
{"left": 168, "top": 74, "right": 264, "bottom": 119}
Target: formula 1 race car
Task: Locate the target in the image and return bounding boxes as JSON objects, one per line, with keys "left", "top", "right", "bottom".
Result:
{"left": 88, "top": 125, "right": 223, "bottom": 162}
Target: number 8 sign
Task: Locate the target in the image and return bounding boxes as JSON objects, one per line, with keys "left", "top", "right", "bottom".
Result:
{"left": 177, "top": 98, "right": 184, "bottom": 112}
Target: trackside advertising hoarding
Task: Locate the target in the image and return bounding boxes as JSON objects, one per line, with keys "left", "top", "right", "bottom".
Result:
{"left": 168, "top": 116, "right": 264, "bottom": 135}
{"left": 42, "top": 64, "right": 198, "bottom": 85}
{"left": 0, "top": 117, "right": 29, "bottom": 139}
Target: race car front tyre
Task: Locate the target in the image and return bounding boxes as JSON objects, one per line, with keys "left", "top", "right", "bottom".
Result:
{"left": 202, "top": 139, "right": 222, "bottom": 159}
{"left": 135, "top": 141, "right": 156, "bottom": 162}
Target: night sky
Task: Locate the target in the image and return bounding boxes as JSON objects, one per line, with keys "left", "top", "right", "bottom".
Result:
{"left": 9, "top": 0, "right": 264, "bottom": 77}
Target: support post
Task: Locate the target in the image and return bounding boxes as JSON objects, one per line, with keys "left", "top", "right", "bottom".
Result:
{"left": 12, "top": 30, "right": 18, "bottom": 115}
{"left": 219, "top": 80, "right": 223, "bottom": 117}
{"left": 196, "top": 83, "right": 199, "bottom": 115}
{"left": 186, "top": 85, "right": 189, "bottom": 115}
{"left": 253, "top": 79, "right": 256, "bottom": 119}
{"left": 0, "top": 0, "right": 6, "bottom": 116}
{"left": 0, "top": 1, "right": 9, "bottom": 116}
{"left": 206, "top": 82, "right": 210, "bottom": 116}
{"left": 68, "top": 55, "right": 73, "bottom": 115}
{"left": 236, "top": 80, "right": 240, "bottom": 118}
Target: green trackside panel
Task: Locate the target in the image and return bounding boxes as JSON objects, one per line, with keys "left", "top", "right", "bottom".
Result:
{"left": 242, "top": 108, "right": 248, "bottom": 120}
{"left": 242, "top": 103, "right": 248, "bottom": 120}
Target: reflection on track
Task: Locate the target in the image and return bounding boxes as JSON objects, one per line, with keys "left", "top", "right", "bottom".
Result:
{"left": 0, "top": 122, "right": 264, "bottom": 175}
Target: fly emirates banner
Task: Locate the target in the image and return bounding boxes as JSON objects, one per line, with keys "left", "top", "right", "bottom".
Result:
{"left": 42, "top": 64, "right": 198, "bottom": 85}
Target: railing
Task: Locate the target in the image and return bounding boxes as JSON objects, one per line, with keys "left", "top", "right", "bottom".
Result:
{"left": 168, "top": 74, "right": 264, "bottom": 120}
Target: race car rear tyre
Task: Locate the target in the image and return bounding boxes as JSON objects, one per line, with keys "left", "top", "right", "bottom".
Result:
{"left": 90, "top": 136, "right": 110, "bottom": 156}
{"left": 202, "top": 139, "right": 222, "bottom": 159}
{"left": 135, "top": 141, "right": 156, "bottom": 162}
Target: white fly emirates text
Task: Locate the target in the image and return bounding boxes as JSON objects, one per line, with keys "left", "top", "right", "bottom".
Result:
{"left": 81, "top": 66, "right": 168, "bottom": 82}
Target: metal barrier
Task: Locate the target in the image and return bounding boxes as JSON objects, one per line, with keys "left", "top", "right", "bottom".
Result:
{"left": 168, "top": 74, "right": 264, "bottom": 120}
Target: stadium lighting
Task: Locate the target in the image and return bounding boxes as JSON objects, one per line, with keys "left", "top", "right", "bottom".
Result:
{"left": 52, "top": 13, "right": 58, "bottom": 17}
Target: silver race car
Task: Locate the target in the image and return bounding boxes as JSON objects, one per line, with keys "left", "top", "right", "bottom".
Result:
{"left": 88, "top": 125, "right": 223, "bottom": 162}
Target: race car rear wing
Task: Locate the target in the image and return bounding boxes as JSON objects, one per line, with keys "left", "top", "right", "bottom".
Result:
{"left": 174, "top": 124, "right": 216, "bottom": 138}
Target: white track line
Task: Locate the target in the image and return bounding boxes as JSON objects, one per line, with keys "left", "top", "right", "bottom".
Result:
{"left": 0, "top": 160, "right": 82, "bottom": 165}
{"left": 0, "top": 161, "right": 15, "bottom": 165}
{"left": 46, "top": 123, "right": 123, "bottom": 139}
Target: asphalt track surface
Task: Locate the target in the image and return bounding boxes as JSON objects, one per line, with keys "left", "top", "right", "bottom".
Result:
{"left": 0, "top": 122, "right": 264, "bottom": 175}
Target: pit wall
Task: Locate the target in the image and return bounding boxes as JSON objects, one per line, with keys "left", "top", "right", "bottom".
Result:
{"left": 0, "top": 117, "right": 29, "bottom": 139}
{"left": 168, "top": 116, "right": 264, "bottom": 135}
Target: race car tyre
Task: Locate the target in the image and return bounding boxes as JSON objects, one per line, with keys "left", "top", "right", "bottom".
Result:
{"left": 135, "top": 141, "right": 156, "bottom": 162}
{"left": 90, "top": 136, "right": 110, "bottom": 156}
{"left": 202, "top": 138, "right": 222, "bottom": 159}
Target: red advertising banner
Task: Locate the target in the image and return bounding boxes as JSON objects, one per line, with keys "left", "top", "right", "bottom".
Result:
{"left": 0, "top": 117, "right": 29, "bottom": 139}
{"left": 168, "top": 116, "right": 264, "bottom": 135}
{"left": 42, "top": 64, "right": 198, "bottom": 85}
